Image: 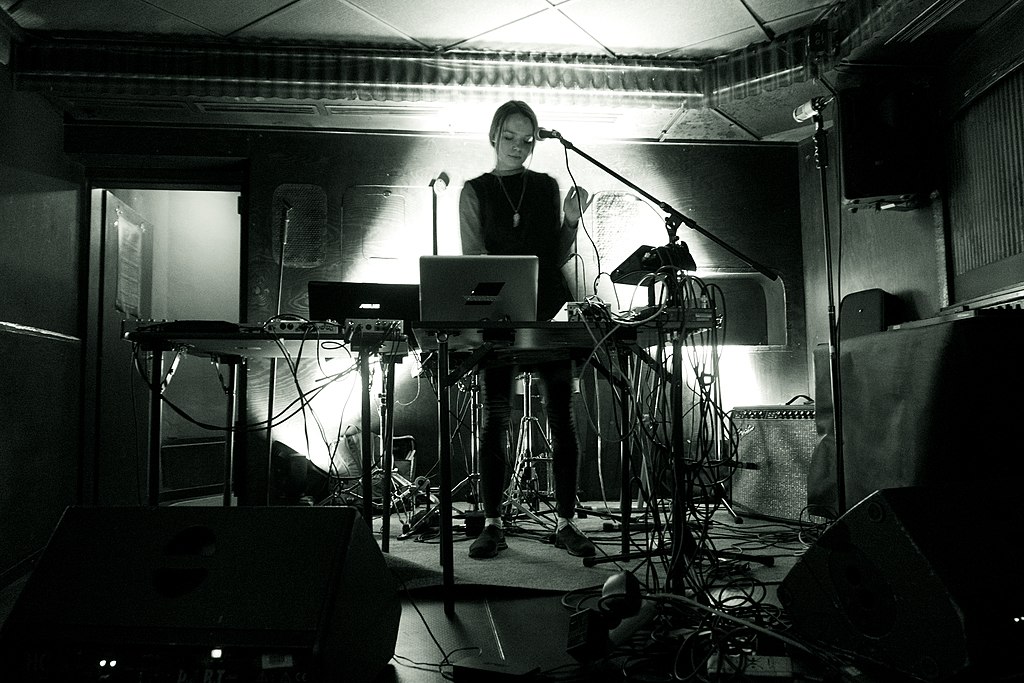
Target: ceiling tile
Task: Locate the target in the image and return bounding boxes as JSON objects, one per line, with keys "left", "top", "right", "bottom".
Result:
{"left": 763, "top": 6, "right": 830, "bottom": 38}
{"left": 9, "top": 0, "right": 212, "bottom": 34}
{"left": 748, "top": 1, "right": 833, "bottom": 42}
{"left": 235, "top": 0, "right": 420, "bottom": 46}
{"left": 713, "top": 78, "right": 833, "bottom": 140}
{"left": 743, "top": 0, "right": 831, "bottom": 24}
{"left": 458, "top": 7, "right": 607, "bottom": 54}
{"left": 347, "top": 0, "right": 553, "bottom": 50}
{"left": 560, "top": 0, "right": 756, "bottom": 56}
{"left": 662, "top": 106, "right": 754, "bottom": 141}
{"left": 659, "top": 26, "right": 773, "bottom": 60}
{"left": 143, "top": 0, "right": 297, "bottom": 37}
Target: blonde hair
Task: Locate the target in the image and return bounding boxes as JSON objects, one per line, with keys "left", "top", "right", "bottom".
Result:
{"left": 488, "top": 100, "right": 538, "bottom": 148}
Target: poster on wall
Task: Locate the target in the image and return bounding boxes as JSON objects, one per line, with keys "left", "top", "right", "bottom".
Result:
{"left": 115, "top": 210, "right": 144, "bottom": 317}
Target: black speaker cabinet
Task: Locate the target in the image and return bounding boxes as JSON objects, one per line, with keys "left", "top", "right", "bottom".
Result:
{"left": 838, "top": 288, "right": 904, "bottom": 341}
{"left": 0, "top": 506, "right": 400, "bottom": 683}
{"left": 839, "top": 84, "right": 938, "bottom": 205}
{"left": 271, "top": 184, "right": 327, "bottom": 268}
{"left": 729, "top": 405, "right": 817, "bottom": 521}
{"left": 779, "top": 487, "right": 1024, "bottom": 681}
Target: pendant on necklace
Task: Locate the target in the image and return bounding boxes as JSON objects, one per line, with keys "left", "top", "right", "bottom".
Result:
{"left": 513, "top": 212, "right": 520, "bottom": 228}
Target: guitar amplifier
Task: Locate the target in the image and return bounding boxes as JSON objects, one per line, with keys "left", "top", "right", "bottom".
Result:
{"left": 728, "top": 405, "right": 817, "bottom": 521}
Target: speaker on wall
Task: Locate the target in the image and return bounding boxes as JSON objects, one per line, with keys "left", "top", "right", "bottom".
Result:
{"left": 839, "top": 84, "right": 939, "bottom": 205}
{"left": 271, "top": 184, "right": 328, "bottom": 268}
{"left": 778, "top": 487, "right": 1024, "bottom": 681}
{"left": 0, "top": 506, "right": 400, "bottom": 683}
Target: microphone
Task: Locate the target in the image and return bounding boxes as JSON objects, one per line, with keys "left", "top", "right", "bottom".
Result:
{"left": 792, "top": 96, "right": 834, "bottom": 123}
{"left": 430, "top": 171, "right": 449, "bottom": 193}
{"left": 537, "top": 127, "right": 561, "bottom": 140}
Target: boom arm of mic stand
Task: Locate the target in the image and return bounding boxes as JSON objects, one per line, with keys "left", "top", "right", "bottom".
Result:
{"left": 551, "top": 136, "right": 778, "bottom": 281}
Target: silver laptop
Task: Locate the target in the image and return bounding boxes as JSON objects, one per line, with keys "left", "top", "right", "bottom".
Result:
{"left": 418, "top": 255, "right": 539, "bottom": 322}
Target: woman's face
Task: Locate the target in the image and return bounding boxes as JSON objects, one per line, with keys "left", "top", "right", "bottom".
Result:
{"left": 493, "top": 112, "right": 535, "bottom": 171}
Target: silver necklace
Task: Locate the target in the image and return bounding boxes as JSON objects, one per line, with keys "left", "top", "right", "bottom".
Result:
{"left": 496, "top": 172, "right": 527, "bottom": 228}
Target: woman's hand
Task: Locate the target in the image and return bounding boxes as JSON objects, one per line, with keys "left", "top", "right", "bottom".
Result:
{"left": 563, "top": 186, "right": 592, "bottom": 225}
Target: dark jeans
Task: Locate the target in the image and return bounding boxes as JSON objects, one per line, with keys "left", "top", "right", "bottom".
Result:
{"left": 477, "top": 359, "right": 579, "bottom": 519}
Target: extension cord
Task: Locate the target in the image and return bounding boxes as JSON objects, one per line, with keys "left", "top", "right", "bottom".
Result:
{"left": 707, "top": 654, "right": 794, "bottom": 680}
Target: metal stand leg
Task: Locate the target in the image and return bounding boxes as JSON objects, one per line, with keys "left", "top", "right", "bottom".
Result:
{"left": 503, "top": 372, "right": 556, "bottom": 527}
{"left": 379, "top": 353, "right": 396, "bottom": 552}
{"left": 466, "top": 374, "right": 482, "bottom": 509}
{"left": 222, "top": 360, "right": 238, "bottom": 507}
{"left": 147, "top": 348, "right": 164, "bottom": 507}
{"left": 436, "top": 335, "right": 455, "bottom": 615}
{"left": 359, "top": 351, "right": 374, "bottom": 528}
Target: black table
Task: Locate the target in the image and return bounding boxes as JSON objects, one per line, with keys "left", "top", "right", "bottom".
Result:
{"left": 413, "top": 317, "right": 712, "bottom": 614}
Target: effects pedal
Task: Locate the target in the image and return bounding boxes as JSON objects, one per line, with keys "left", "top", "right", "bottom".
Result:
{"left": 346, "top": 318, "right": 403, "bottom": 338}
{"left": 267, "top": 319, "right": 340, "bottom": 335}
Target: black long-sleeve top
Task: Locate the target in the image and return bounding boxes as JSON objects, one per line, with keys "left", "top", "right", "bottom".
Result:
{"left": 459, "top": 168, "right": 577, "bottom": 321}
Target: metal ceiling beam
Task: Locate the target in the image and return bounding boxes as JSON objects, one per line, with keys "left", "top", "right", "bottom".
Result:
{"left": 11, "top": 40, "right": 706, "bottom": 107}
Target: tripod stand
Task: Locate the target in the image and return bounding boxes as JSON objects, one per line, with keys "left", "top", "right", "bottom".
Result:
{"left": 398, "top": 372, "right": 483, "bottom": 539}
{"left": 503, "top": 372, "right": 558, "bottom": 527}
{"left": 336, "top": 326, "right": 428, "bottom": 551}
{"left": 451, "top": 373, "right": 483, "bottom": 510}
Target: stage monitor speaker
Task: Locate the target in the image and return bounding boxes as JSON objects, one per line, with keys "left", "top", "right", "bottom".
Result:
{"left": 778, "top": 487, "right": 1024, "bottom": 682}
{"left": 0, "top": 505, "right": 400, "bottom": 683}
{"left": 729, "top": 405, "right": 817, "bottom": 521}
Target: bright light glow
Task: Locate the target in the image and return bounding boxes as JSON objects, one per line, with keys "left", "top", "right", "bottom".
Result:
{"left": 268, "top": 355, "right": 364, "bottom": 473}
{"left": 268, "top": 352, "right": 428, "bottom": 473}
{"left": 624, "top": 341, "right": 763, "bottom": 410}
{"left": 677, "top": 344, "right": 762, "bottom": 411}
{"left": 99, "top": 660, "right": 107, "bottom": 667}
{"left": 211, "top": 648, "right": 223, "bottom": 659}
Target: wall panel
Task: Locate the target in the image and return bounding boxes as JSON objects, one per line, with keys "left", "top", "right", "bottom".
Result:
{"left": 0, "top": 328, "right": 80, "bottom": 579}
{"left": 948, "top": 65, "right": 1024, "bottom": 303}
{"left": 0, "top": 60, "right": 85, "bottom": 581}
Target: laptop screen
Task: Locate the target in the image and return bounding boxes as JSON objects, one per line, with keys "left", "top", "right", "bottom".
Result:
{"left": 307, "top": 281, "right": 420, "bottom": 334}
{"left": 418, "top": 255, "right": 539, "bottom": 322}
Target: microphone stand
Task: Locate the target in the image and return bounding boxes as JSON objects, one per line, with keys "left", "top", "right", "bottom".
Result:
{"left": 547, "top": 133, "right": 778, "bottom": 281}
{"left": 430, "top": 172, "right": 448, "bottom": 256}
{"left": 431, "top": 181, "right": 439, "bottom": 256}
{"left": 265, "top": 204, "right": 291, "bottom": 505}
{"left": 548, "top": 133, "right": 776, "bottom": 591}
{"left": 809, "top": 111, "right": 846, "bottom": 515}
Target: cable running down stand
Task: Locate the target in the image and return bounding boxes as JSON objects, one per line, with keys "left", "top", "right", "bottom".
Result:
{"left": 543, "top": 129, "right": 778, "bottom": 585}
